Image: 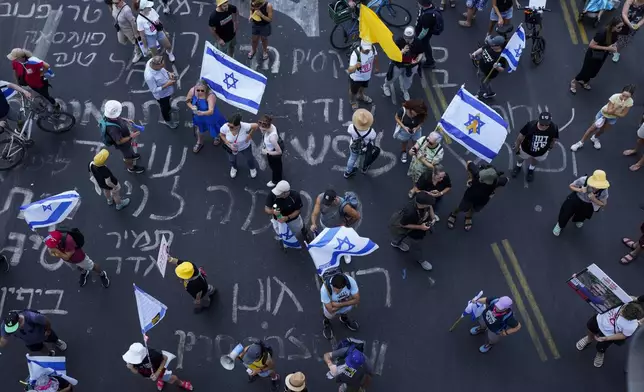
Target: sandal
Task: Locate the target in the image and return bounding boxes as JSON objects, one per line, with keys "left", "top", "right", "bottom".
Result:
{"left": 262, "top": 52, "right": 269, "bottom": 61}
{"left": 351, "top": 101, "right": 359, "bottom": 110}
{"left": 156, "top": 379, "right": 165, "bottom": 391}
{"left": 582, "top": 83, "right": 592, "bottom": 90}
{"left": 621, "top": 253, "right": 636, "bottom": 264}
{"left": 180, "top": 381, "right": 194, "bottom": 391}
{"left": 359, "top": 94, "right": 373, "bottom": 104}
{"left": 623, "top": 149, "right": 637, "bottom": 156}
{"left": 622, "top": 237, "right": 637, "bottom": 250}
{"left": 569, "top": 80, "right": 577, "bottom": 95}
{"left": 630, "top": 163, "right": 642, "bottom": 171}
{"left": 464, "top": 217, "right": 473, "bottom": 232}
{"left": 447, "top": 213, "right": 456, "bottom": 229}
{"left": 247, "top": 51, "right": 256, "bottom": 59}
{"left": 193, "top": 143, "right": 203, "bottom": 153}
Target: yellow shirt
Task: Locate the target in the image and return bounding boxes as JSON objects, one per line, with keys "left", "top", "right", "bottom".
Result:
{"left": 601, "top": 93, "right": 634, "bottom": 119}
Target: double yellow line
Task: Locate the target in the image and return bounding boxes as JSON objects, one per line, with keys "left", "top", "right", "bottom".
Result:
{"left": 560, "top": 0, "right": 589, "bottom": 44}
{"left": 491, "top": 240, "right": 560, "bottom": 362}
{"left": 421, "top": 71, "right": 452, "bottom": 144}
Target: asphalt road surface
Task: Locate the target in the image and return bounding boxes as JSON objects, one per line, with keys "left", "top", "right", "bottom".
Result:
{"left": 1, "top": 0, "right": 644, "bottom": 391}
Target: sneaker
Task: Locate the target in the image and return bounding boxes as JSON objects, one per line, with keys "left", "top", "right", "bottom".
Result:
{"left": 402, "top": 90, "right": 410, "bottom": 101}
{"left": 594, "top": 352, "right": 605, "bottom": 367}
{"left": 382, "top": 83, "right": 391, "bottom": 97}
{"left": 340, "top": 315, "right": 359, "bottom": 331}
{"left": 482, "top": 92, "right": 497, "bottom": 99}
{"left": 116, "top": 198, "right": 131, "bottom": 211}
{"left": 127, "top": 165, "right": 146, "bottom": 174}
{"left": 575, "top": 222, "right": 584, "bottom": 228}
{"left": 270, "top": 376, "right": 280, "bottom": 392}
{"left": 470, "top": 326, "right": 484, "bottom": 335}
{"left": 163, "top": 3, "right": 171, "bottom": 14}
{"left": 570, "top": 141, "right": 583, "bottom": 152}
{"left": 132, "top": 153, "right": 141, "bottom": 161}
{"left": 322, "top": 318, "right": 334, "bottom": 340}
{"left": 612, "top": 52, "right": 620, "bottom": 63}
{"left": 165, "top": 121, "right": 179, "bottom": 129}
{"left": 417, "top": 260, "right": 433, "bottom": 271}
{"left": 79, "top": 270, "right": 90, "bottom": 287}
{"left": 250, "top": 169, "right": 257, "bottom": 178}
{"left": 390, "top": 241, "right": 410, "bottom": 252}
{"left": 230, "top": 167, "right": 238, "bottom": 178}
{"left": 132, "top": 51, "right": 143, "bottom": 63}
{"left": 479, "top": 343, "right": 493, "bottom": 353}
{"left": 167, "top": 51, "right": 176, "bottom": 62}
{"left": 267, "top": 181, "right": 276, "bottom": 187}
{"left": 590, "top": 135, "right": 601, "bottom": 150}
{"left": 552, "top": 223, "right": 562, "bottom": 236}
{"left": 343, "top": 169, "right": 357, "bottom": 178}
{"left": 107, "top": 198, "right": 114, "bottom": 206}
{"left": 100, "top": 271, "right": 111, "bottom": 288}
{"left": 55, "top": 339, "right": 67, "bottom": 351}
{"left": 400, "top": 151, "right": 408, "bottom": 163}
{"left": 526, "top": 168, "right": 535, "bottom": 182}
{"left": 511, "top": 165, "right": 522, "bottom": 178}
{"left": 576, "top": 336, "right": 591, "bottom": 351}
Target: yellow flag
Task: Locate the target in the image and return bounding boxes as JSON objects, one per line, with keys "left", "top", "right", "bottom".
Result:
{"left": 359, "top": 6, "right": 402, "bottom": 62}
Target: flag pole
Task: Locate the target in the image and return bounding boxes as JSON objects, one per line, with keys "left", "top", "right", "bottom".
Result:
{"left": 482, "top": 23, "right": 522, "bottom": 84}
{"left": 448, "top": 315, "right": 464, "bottom": 332}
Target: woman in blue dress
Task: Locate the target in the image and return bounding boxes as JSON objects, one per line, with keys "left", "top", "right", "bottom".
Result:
{"left": 185, "top": 79, "right": 227, "bottom": 153}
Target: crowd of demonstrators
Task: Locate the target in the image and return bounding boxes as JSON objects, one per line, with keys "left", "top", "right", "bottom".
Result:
{"left": 144, "top": 56, "right": 179, "bottom": 129}
{"left": 89, "top": 149, "right": 131, "bottom": 211}
{"left": 393, "top": 99, "right": 428, "bottom": 164}
{"left": 258, "top": 115, "right": 283, "bottom": 187}
{"left": 406, "top": 131, "right": 444, "bottom": 198}
{"left": 1, "top": 310, "right": 67, "bottom": 356}
{"left": 209, "top": 0, "right": 239, "bottom": 58}
{"left": 168, "top": 256, "right": 217, "bottom": 313}
{"left": 220, "top": 113, "right": 259, "bottom": 179}
{"left": 553, "top": 170, "right": 610, "bottom": 236}
{"left": 185, "top": 79, "right": 226, "bottom": 153}
{"left": 248, "top": 0, "right": 274, "bottom": 60}
{"left": 382, "top": 27, "right": 425, "bottom": 101}
{"left": 613, "top": 0, "right": 644, "bottom": 62}
{"left": 390, "top": 191, "right": 437, "bottom": 271}
{"left": 510, "top": 112, "right": 559, "bottom": 183}
{"left": 122, "top": 342, "right": 194, "bottom": 390}
{"left": 348, "top": 41, "right": 379, "bottom": 110}
{"left": 469, "top": 296, "right": 521, "bottom": 353}
{"left": 622, "top": 113, "right": 644, "bottom": 171}
{"left": 321, "top": 272, "right": 361, "bottom": 339}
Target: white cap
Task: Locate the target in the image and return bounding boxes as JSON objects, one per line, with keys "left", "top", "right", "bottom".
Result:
{"left": 403, "top": 26, "right": 415, "bottom": 37}
{"left": 139, "top": 0, "right": 154, "bottom": 9}
{"left": 360, "top": 40, "right": 372, "bottom": 50}
{"left": 104, "top": 100, "right": 122, "bottom": 119}
{"left": 271, "top": 180, "right": 290, "bottom": 195}
{"left": 122, "top": 342, "right": 147, "bottom": 364}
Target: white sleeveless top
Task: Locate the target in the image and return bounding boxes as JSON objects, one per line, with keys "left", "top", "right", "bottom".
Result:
{"left": 263, "top": 125, "right": 280, "bottom": 153}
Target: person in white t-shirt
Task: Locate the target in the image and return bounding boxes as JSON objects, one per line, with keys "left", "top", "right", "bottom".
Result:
{"left": 576, "top": 301, "right": 644, "bottom": 368}
{"left": 219, "top": 113, "right": 259, "bottom": 179}
{"left": 347, "top": 40, "right": 379, "bottom": 110}
{"left": 345, "top": 109, "right": 376, "bottom": 178}
{"left": 136, "top": 0, "right": 176, "bottom": 62}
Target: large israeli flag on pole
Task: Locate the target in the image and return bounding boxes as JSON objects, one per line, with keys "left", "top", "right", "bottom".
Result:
{"left": 271, "top": 219, "right": 301, "bottom": 249}
{"left": 200, "top": 41, "right": 267, "bottom": 114}
{"left": 134, "top": 284, "right": 168, "bottom": 334}
{"left": 26, "top": 355, "right": 79, "bottom": 385}
{"left": 500, "top": 25, "right": 526, "bottom": 73}
{"left": 308, "top": 227, "right": 378, "bottom": 275}
{"left": 20, "top": 191, "right": 81, "bottom": 229}
{"left": 439, "top": 87, "right": 509, "bottom": 163}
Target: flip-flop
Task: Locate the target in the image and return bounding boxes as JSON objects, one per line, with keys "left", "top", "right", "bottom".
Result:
{"left": 623, "top": 237, "right": 637, "bottom": 250}
{"left": 569, "top": 81, "right": 577, "bottom": 95}
{"left": 582, "top": 83, "right": 592, "bottom": 90}
{"left": 623, "top": 149, "right": 637, "bottom": 156}
{"left": 156, "top": 379, "right": 165, "bottom": 391}
{"left": 464, "top": 217, "right": 473, "bottom": 232}
{"left": 447, "top": 213, "right": 456, "bottom": 229}
{"left": 193, "top": 143, "right": 203, "bottom": 153}
{"left": 180, "top": 381, "right": 194, "bottom": 391}
{"left": 360, "top": 95, "right": 373, "bottom": 103}
{"left": 621, "top": 254, "right": 635, "bottom": 264}
{"left": 630, "top": 164, "right": 642, "bottom": 171}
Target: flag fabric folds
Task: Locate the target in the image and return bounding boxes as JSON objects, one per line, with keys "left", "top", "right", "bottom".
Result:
{"left": 26, "top": 355, "right": 79, "bottom": 385}
{"left": 1, "top": 79, "right": 17, "bottom": 99}
{"left": 271, "top": 219, "right": 301, "bottom": 249}
{"left": 134, "top": 284, "right": 168, "bottom": 334}
{"left": 462, "top": 291, "right": 486, "bottom": 321}
{"left": 500, "top": 25, "right": 526, "bottom": 73}
{"left": 20, "top": 191, "right": 81, "bottom": 229}
{"left": 439, "top": 87, "right": 509, "bottom": 162}
{"left": 200, "top": 41, "right": 267, "bottom": 114}
{"left": 359, "top": 6, "right": 402, "bottom": 62}
{"left": 308, "top": 227, "right": 378, "bottom": 275}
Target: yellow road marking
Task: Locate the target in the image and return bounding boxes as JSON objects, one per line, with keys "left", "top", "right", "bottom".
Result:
{"left": 560, "top": 0, "right": 579, "bottom": 45}
{"left": 502, "top": 240, "right": 561, "bottom": 359}
{"left": 429, "top": 72, "right": 453, "bottom": 144}
{"left": 491, "top": 243, "right": 549, "bottom": 362}
{"left": 567, "top": 0, "right": 589, "bottom": 44}
{"left": 421, "top": 73, "right": 453, "bottom": 144}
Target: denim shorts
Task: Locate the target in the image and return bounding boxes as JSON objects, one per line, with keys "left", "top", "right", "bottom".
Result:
{"left": 395, "top": 127, "right": 422, "bottom": 142}
{"left": 490, "top": 7, "right": 513, "bottom": 21}
{"left": 595, "top": 110, "right": 618, "bottom": 126}
{"left": 466, "top": 0, "right": 489, "bottom": 11}
{"left": 145, "top": 31, "right": 167, "bottom": 49}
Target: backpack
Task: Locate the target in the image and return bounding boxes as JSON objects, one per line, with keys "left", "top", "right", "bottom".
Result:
{"left": 336, "top": 337, "right": 366, "bottom": 368}
{"left": 247, "top": 339, "right": 274, "bottom": 364}
{"left": 321, "top": 267, "right": 351, "bottom": 297}
{"left": 349, "top": 127, "right": 373, "bottom": 154}
{"left": 58, "top": 227, "right": 85, "bottom": 249}
{"left": 488, "top": 298, "right": 513, "bottom": 330}
{"left": 339, "top": 192, "right": 359, "bottom": 216}
{"left": 99, "top": 118, "right": 119, "bottom": 146}
{"left": 421, "top": 7, "right": 444, "bottom": 36}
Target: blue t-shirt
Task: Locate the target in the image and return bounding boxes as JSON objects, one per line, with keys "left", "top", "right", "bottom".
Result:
{"left": 320, "top": 275, "right": 359, "bottom": 314}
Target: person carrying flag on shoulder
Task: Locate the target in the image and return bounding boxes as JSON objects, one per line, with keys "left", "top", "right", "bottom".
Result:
{"left": 469, "top": 35, "right": 507, "bottom": 100}
{"left": 468, "top": 295, "right": 521, "bottom": 353}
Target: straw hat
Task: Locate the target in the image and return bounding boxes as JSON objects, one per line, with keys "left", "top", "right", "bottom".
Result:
{"left": 216, "top": 0, "right": 228, "bottom": 6}
{"left": 6, "top": 48, "right": 31, "bottom": 61}
{"left": 352, "top": 109, "right": 373, "bottom": 131}
{"left": 175, "top": 262, "right": 194, "bottom": 279}
{"left": 587, "top": 170, "right": 610, "bottom": 189}
{"left": 285, "top": 372, "right": 306, "bottom": 391}
{"left": 93, "top": 149, "right": 110, "bottom": 166}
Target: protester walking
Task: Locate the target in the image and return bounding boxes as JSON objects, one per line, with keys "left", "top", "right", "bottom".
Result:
{"left": 570, "top": 18, "right": 622, "bottom": 94}
{"left": 570, "top": 85, "right": 635, "bottom": 151}
{"left": 447, "top": 162, "right": 508, "bottom": 231}
{"left": 186, "top": 79, "right": 226, "bottom": 153}
{"left": 258, "top": 115, "right": 283, "bottom": 187}
{"left": 390, "top": 191, "right": 436, "bottom": 271}
{"left": 407, "top": 131, "right": 444, "bottom": 198}
{"left": 413, "top": 164, "right": 451, "bottom": 216}
{"left": 144, "top": 56, "right": 178, "bottom": 129}
{"left": 393, "top": 99, "right": 428, "bottom": 164}
{"left": 168, "top": 256, "right": 217, "bottom": 313}
{"left": 459, "top": 0, "right": 489, "bottom": 27}
{"left": 7, "top": 48, "right": 59, "bottom": 107}
{"left": 382, "top": 27, "right": 424, "bottom": 102}
{"left": 348, "top": 41, "right": 378, "bottom": 110}
{"left": 310, "top": 189, "right": 361, "bottom": 235}
{"left": 220, "top": 113, "right": 259, "bottom": 179}
{"left": 285, "top": 372, "right": 307, "bottom": 392}
{"left": 209, "top": 0, "right": 238, "bottom": 57}
{"left": 324, "top": 339, "right": 373, "bottom": 391}
{"left": 89, "top": 149, "right": 131, "bottom": 210}
{"left": 612, "top": 0, "right": 644, "bottom": 62}
{"left": 345, "top": 109, "right": 376, "bottom": 178}
{"left": 553, "top": 171, "right": 609, "bottom": 236}
{"left": 123, "top": 342, "right": 194, "bottom": 390}
{"left": 136, "top": 0, "right": 176, "bottom": 62}
{"left": 511, "top": 112, "right": 559, "bottom": 182}
{"left": 45, "top": 229, "right": 111, "bottom": 288}
{"left": 112, "top": 0, "right": 143, "bottom": 63}
{"left": 470, "top": 35, "right": 507, "bottom": 99}
{"left": 487, "top": 0, "right": 519, "bottom": 36}
{"left": 620, "top": 223, "right": 644, "bottom": 264}
{"left": 237, "top": 341, "right": 281, "bottom": 391}
{"left": 102, "top": 100, "right": 146, "bottom": 173}
{"left": 321, "top": 271, "right": 360, "bottom": 339}
{"left": 264, "top": 181, "right": 307, "bottom": 247}
{"left": 0, "top": 310, "right": 67, "bottom": 356}
{"left": 469, "top": 296, "right": 522, "bottom": 353}
{"left": 415, "top": 0, "right": 441, "bottom": 68}
{"left": 248, "top": 0, "right": 273, "bottom": 60}
{"left": 576, "top": 302, "right": 644, "bottom": 367}
{"left": 622, "top": 112, "right": 644, "bottom": 170}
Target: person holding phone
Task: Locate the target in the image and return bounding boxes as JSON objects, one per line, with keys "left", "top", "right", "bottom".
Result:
{"left": 553, "top": 170, "right": 610, "bottom": 236}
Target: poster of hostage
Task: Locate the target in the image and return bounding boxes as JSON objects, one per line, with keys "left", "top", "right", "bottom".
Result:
{"left": 567, "top": 264, "right": 633, "bottom": 314}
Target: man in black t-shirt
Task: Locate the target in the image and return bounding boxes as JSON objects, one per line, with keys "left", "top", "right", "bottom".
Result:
{"left": 511, "top": 112, "right": 559, "bottom": 182}
{"left": 264, "top": 180, "right": 306, "bottom": 247}
{"left": 470, "top": 35, "right": 507, "bottom": 99}
{"left": 103, "top": 100, "right": 145, "bottom": 174}
{"left": 209, "top": 0, "right": 238, "bottom": 57}
{"left": 382, "top": 26, "right": 424, "bottom": 100}
{"left": 390, "top": 191, "right": 435, "bottom": 271}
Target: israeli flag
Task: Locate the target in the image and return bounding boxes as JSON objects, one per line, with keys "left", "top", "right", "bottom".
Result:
{"left": 26, "top": 355, "right": 79, "bottom": 385}
{"left": 500, "top": 25, "right": 526, "bottom": 73}
{"left": 308, "top": 227, "right": 379, "bottom": 276}
{"left": 20, "top": 191, "right": 81, "bottom": 229}
{"left": 271, "top": 219, "right": 301, "bottom": 249}
{"left": 134, "top": 284, "right": 168, "bottom": 334}
{"left": 200, "top": 41, "right": 267, "bottom": 115}
{"left": 439, "top": 87, "right": 509, "bottom": 163}
{"left": 462, "top": 291, "right": 486, "bottom": 321}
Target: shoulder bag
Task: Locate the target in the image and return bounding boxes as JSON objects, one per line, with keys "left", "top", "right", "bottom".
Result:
{"left": 139, "top": 12, "right": 164, "bottom": 31}
{"left": 113, "top": 5, "right": 126, "bottom": 31}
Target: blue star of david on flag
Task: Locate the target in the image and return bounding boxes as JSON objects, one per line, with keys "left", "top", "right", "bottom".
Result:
{"left": 464, "top": 113, "right": 485, "bottom": 135}
{"left": 42, "top": 205, "right": 53, "bottom": 212}
{"left": 500, "top": 25, "right": 526, "bottom": 73}
{"left": 223, "top": 72, "right": 238, "bottom": 89}
{"left": 20, "top": 190, "right": 81, "bottom": 229}
{"left": 307, "top": 227, "right": 379, "bottom": 275}
{"left": 334, "top": 236, "right": 355, "bottom": 252}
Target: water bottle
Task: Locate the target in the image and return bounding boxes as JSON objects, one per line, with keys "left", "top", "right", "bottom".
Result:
{"left": 232, "top": 141, "right": 238, "bottom": 155}
{"left": 273, "top": 204, "right": 283, "bottom": 220}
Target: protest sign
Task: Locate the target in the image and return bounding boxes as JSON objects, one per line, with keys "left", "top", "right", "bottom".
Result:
{"left": 567, "top": 264, "right": 632, "bottom": 313}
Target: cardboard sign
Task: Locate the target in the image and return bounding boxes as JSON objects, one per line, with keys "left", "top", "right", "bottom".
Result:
{"left": 156, "top": 236, "right": 169, "bottom": 277}
{"left": 567, "top": 264, "right": 632, "bottom": 313}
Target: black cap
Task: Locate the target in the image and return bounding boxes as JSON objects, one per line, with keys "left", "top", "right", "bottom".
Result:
{"left": 322, "top": 189, "right": 337, "bottom": 205}
{"left": 415, "top": 191, "right": 435, "bottom": 206}
{"left": 538, "top": 112, "right": 552, "bottom": 126}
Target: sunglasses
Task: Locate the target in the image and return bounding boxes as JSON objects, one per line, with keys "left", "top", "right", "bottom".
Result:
{"left": 196, "top": 89, "right": 205, "bottom": 92}
{"left": 258, "top": 122, "right": 269, "bottom": 126}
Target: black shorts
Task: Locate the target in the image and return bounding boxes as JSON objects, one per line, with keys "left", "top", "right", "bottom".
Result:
{"left": 251, "top": 23, "right": 271, "bottom": 37}
{"left": 25, "top": 329, "right": 59, "bottom": 352}
{"left": 116, "top": 143, "right": 137, "bottom": 160}
{"left": 586, "top": 315, "right": 605, "bottom": 336}
{"left": 457, "top": 196, "right": 488, "bottom": 213}
{"left": 349, "top": 78, "right": 369, "bottom": 94}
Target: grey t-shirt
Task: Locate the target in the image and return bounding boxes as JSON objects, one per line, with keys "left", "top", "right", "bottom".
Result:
{"left": 318, "top": 193, "right": 346, "bottom": 228}
{"left": 0, "top": 311, "right": 48, "bottom": 345}
{"left": 571, "top": 176, "right": 609, "bottom": 208}
{"left": 112, "top": 4, "right": 137, "bottom": 38}
{"left": 106, "top": 118, "right": 131, "bottom": 150}
{"left": 331, "top": 347, "right": 373, "bottom": 388}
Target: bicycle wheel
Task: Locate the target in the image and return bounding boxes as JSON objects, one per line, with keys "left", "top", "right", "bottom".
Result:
{"left": 0, "top": 138, "right": 26, "bottom": 170}
{"left": 531, "top": 37, "right": 546, "bottom": 65}
{"left": 330, "top": 22, "right": 359, "bottom": 50}
{"left": 37, "top": 111, "right": 76, "bottom": 133}
{"left": 378, "top": 3, "right": 412, "bottom": 28}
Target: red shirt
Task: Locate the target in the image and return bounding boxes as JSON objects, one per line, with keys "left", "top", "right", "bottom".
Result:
{"left": 11, "top": 58, "right": 45, "bottom": 88}
{"left": 60, "top": 234, "right": 86, "bottom": 263}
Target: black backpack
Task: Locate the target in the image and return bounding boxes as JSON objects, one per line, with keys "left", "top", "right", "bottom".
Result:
{"left": 247, "top": 339, "right": 274, "bottom": 364}
{"left": 421, "top": 7, "right": 444, "bottom": 36}
{"left": 58, "top": 227, "right": 85, "bottom": 248}
{"left": 322, "top": 267, "right": 351, "bottom": 296}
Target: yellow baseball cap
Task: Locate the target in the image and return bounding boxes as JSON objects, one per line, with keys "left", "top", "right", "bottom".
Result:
{"left": 175, "top": 262, "right": 194, "bottom": 279}
{"left": 93, "top": 149, "right": 109, "bottom": 166}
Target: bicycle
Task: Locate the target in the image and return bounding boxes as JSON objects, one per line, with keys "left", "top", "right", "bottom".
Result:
{"left": 329, "top": 0, "right": 412, "bottom": 50}
{"left": 519, "top": 5, "right": 551, "bottom": 65}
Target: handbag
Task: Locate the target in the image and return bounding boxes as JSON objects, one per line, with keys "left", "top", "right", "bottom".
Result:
{"left": 113, "top": 5, "right": 125, "bottom": 32}
{"left": 139, "top": 13, "right": 164, "bottom": 32}
{"left": 222, "top": 130, "right": 241, "bottom": 154}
